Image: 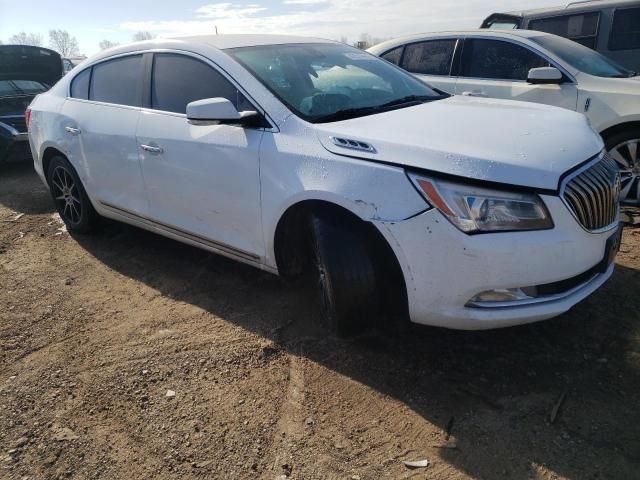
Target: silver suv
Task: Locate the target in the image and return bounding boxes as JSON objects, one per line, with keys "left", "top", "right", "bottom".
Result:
{"left": 481, "top": 0, "right": 640, "bottom": 72}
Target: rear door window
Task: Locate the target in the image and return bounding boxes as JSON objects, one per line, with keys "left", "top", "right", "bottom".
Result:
{"left": 609, "top": 7, "right": 640, "bottom": 51}
{"left": 70, "top": 68, "right": 90, "bottom": 100}
{"left": 90, "top": 55, "right": 143, "bottom": 106}
{"left": 401, "top": 40, "right": 457, "bottom": 75}
{"left": 381, "top": 46, "right": 404, "bottom": 65}
{"left": 461, "top": 39, "right": 548, "bottom": 81}
{"left": 151, "top": 53, "right": 251, "bottom": 114}
{"left": 529, "top": 13, "right": 599, "bottom": 49}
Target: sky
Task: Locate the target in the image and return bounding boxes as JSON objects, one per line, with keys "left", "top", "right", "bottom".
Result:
{"left": 0, "top": 0, "right": 561, "bottom": 56}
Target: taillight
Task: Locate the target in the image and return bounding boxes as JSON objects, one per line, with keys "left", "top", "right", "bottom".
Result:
{"left": 25, "top": 107, "right": 32, "bottom": 130}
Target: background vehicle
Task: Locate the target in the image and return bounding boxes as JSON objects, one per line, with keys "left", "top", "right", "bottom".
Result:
{"left": 480, "top": 0, "right": 640, "bottom": 71}
{"left": 0, "top": 45, "right": 62, "bottom": 163}
{"left": 369, "top": 30, "right": 640, "bottom": 205}
{"left": 28, "top": 35, "right": 619, "bottom": 333}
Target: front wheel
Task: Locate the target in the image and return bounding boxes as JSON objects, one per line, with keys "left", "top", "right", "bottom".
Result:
{"left": 47, "top": 155, "right": 98, "bottom": 234}
{"left": 605, "top": 129, "right": 640, "bottom": 205}
{"left": 309, "top": 212, "right": 379, "bottom": 336}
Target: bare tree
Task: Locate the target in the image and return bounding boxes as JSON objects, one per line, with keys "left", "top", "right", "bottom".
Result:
{"left": 9, "top": 32, "right": 43, "bottom": 46}
{"left": 132, "top": 31, "right": 155, "bottom": 42}
{"left": 99, "top": 40, "right": 120, "bottom": 50}
{"left": 49, "top": 30, "right": 79, "bottom": 57}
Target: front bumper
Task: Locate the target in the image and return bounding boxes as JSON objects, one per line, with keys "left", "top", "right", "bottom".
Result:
{"left": 375, "top": 195, "right": 617, "bottom": 330}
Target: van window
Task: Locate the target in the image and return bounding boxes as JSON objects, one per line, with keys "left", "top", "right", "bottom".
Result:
{"left": 461, "top": 39, "right": 548, "bottom": 81}
{"left": 151, "top": 53, "right": 251, "bottom": 114}
{"left": 401, "top": 40, "right": 457, "bottom": 76}
{"left": 90, "top": 55, "right": 143, "bottom": 106}
{"left": 609, "top": 7, "right": 640, "bottom": 51}
{"left": 529, "top": 13, "right": 599, "bottom": 49}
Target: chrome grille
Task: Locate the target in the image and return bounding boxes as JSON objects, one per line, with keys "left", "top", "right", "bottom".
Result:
{"left": 562, "top": 154, "right": 621, "bottom": 231}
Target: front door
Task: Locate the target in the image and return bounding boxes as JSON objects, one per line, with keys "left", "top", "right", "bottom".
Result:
{"left": 454, "top": 38, "right": 578, "bottom": 112}
{"left": 136, "top": 52, "right": 265, "bottom": 259}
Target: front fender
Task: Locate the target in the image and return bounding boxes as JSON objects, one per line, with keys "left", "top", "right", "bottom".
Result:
{"left": 259, "top": 130, "right": 429, "bottom": 269}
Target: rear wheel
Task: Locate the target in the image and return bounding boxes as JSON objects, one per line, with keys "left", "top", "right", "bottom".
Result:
{"left": 309, "top": 211, "right": 379, "bottom": 336}
{"left": 605, "top": 129, "right": 640, "bottom": 205}
{"left": 47, "top": 155, "right": 98, "bottom": 233}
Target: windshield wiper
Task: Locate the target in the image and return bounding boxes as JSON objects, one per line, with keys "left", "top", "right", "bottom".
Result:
{"left": 313, "top": 94, "right": 443, "bottom": 123}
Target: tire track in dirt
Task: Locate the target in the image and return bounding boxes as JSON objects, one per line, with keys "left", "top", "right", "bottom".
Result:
{"left": 266, "top": 353, "right": 306, "bottom": 477}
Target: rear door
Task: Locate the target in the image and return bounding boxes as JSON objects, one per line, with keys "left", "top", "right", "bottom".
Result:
{"left": 396, "top": 39, "right": 459, "bottom": 95}
{"left": 135, "top": 52, "right": 265, "bottom": 259}
{"left": 455, "top": 37, "right": 578, "bottom": 111}
{"left": 60, "top": 54, "right": 147, "bottom": 215}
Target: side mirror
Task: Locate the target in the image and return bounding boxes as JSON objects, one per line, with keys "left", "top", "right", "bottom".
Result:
{"left": 186, "top": 97, "right": 258, "bottom": 126}
{"left": 527, "top": 67, "right": 563, "bottom": 85}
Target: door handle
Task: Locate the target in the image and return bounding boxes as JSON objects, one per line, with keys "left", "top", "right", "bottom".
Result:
{"left": 65, "top": 126, "right": 81, "bottom": 135}
{"left": 461, "top": 91, "right": 489, "bottom": 98}
{"left": 140, "top": 144, "right": 164, "bottom": 154}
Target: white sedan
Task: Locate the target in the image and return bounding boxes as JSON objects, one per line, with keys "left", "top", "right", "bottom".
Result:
{"left": 28, "top": 35, "right": 621, "bottom": 332}
{"left": 369, "top": 30, "right": 640, "bottom": 204}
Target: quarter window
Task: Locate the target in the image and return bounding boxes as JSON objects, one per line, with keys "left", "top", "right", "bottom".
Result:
{"left": 461, "top": 39, "right": 548, "bottom": 81}
{"left": 401, "top": 40, "right": 457, "bottom": 75}
{"left": 609, "top": 7, "right": 640, "bottom": 51}
{"left": 529, "top": 13, "right": 599, "bottom": 49}
{"left": 70, "top": 68, "right": 90, "bottom": 100}
{"left": 381, "top": 47, "right": 403, "bottom": 65}
{"left": 151, "top": 53, "right": 251, "bottom": 114}
{"left": 90, "top": 55, "right": 143, "bottom": 106}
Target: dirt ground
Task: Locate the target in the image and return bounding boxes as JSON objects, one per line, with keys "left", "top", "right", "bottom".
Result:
{"left": 1, "top": 162, "right": 639, "bottom": 480}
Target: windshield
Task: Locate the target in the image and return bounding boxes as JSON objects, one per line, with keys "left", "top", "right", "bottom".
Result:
{"left": 0, "top": 80, "right": 49, "bottom": 97}
{"left": 531, "top": 35, "right": 635, "bottom": 78}
{"left": 228, "top": 43, "right": 443, "bottom": 123}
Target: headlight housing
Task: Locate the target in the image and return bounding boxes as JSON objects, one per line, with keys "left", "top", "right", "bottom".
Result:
{"left": 409, "top": 174, "right": 553, "bottom": 233}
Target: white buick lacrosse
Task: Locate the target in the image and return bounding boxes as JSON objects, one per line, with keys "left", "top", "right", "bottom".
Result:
{"left": 27, "top": 35, "right": 622, "bottom": 333}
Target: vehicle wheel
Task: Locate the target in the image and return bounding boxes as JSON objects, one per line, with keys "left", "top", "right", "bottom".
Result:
{"left": 47, "top": 155, "right": 97, "bottom": 233}
{"left": 605, "top": 129, "right": 640, "bottom": 205}
{"left": 309, "top": 211, "right": 379, "bottom": 336}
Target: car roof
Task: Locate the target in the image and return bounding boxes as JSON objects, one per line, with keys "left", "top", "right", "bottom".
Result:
{"left": 81, "top": 34, "right": 340, "bottom": 68}
{"left": 174, "top": 34, "right": 336, "bottom": 49}
{"left": 501, "top": 0, "right": 638, "bottom": 17}
{"left": 368, "top": 29, "right": 550, "bottom": 54}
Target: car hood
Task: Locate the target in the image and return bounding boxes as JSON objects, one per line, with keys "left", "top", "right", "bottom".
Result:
{"left": 315, "top": 96, "right": 603, "bottom": 191}
{"left": 0, "top": 45, "right": 63, "bottom": 86}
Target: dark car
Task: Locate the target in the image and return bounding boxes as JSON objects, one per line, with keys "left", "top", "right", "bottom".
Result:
{"left": 0, "top": 45, "right": 63, "bottom": 163}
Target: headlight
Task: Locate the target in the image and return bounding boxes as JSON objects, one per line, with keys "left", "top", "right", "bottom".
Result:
{"left": 409, "top": 174, "right": 553, "bottom": 233}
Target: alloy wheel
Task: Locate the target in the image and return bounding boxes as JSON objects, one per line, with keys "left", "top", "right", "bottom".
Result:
{"left": 608, "top": 139, "right": 640, "bottom": 205}
{"left": 51, "top": 166, "right": 83, "bottom": 225}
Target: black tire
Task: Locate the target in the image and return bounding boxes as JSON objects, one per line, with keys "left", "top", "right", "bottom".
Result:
{"left": 309, "top": 211, "right": 379, "bottom": 336}
{"left": 47, "top": 155, "right": 98, "bottom": 234}
{"left": 603, "top": 127, "right": 640, "bottom": 205}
